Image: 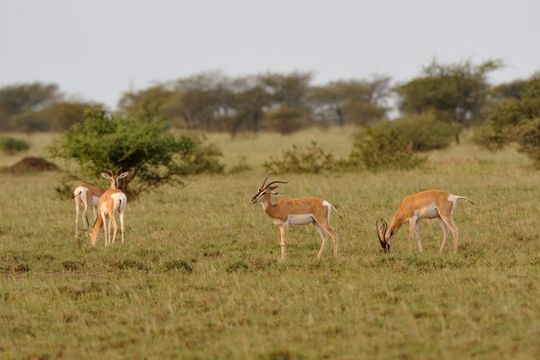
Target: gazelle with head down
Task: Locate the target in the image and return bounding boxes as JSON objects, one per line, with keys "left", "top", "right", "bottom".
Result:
{"left": 88, "top": 170, "right": 128, "bottom": 247}
{"left": 251, "top": 176, "right": 340, "bottom": 260}
{"left": 73, "top": 182, "right": 103, "bottom": 238}
{"left": 376, "top": 189, "right": 473, "bottom": 254}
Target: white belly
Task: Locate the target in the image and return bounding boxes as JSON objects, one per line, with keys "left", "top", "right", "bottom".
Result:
{"left": 91, "top": 195, "right": 100, "bottom": 207}
{"left": 416, "top": 205, "right": 438, "bottom": 219}
{"left": 287, "top": 214, "right": 314, "bottom": 225}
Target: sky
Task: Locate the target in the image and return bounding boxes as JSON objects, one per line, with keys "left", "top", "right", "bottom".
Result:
{"left": 1, "top": 0, "right": 539, "bottom": 109}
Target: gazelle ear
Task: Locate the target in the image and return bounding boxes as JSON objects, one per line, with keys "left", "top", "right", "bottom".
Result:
{"left": 101, "top": 172, "right": 112, "bottom": 180}
{"left": 270, "top": 191, "right": 279, "bottom": 195}
{"left": 117, "top": 171, "right": 129, "bottom": 179}
{"left": 268, "top": 185, "right": 278, "bottom": 190}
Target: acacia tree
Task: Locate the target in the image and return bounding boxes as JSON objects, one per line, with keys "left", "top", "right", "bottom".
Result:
{"left": 475, "top": 75, "right": 540, "bottom": 164}
{"left": 49, "top": 108, "right": 223, "bottom": 197}
{"left": 396, "top": 60, "right": 502, "bottom": 143}
{"left": 309, "top": 77, "right": 390, "bottom": 126}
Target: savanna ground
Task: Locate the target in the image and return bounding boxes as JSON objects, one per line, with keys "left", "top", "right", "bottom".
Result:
{"left": 1, "top": 129, "right": 539, "bottom": 359}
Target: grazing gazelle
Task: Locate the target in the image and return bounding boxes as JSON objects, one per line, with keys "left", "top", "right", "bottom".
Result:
{"left": 73, "top": 182, "right": 104, "bottom": 238}
{"left": 251, "top": 176, "right": 340, "bottom": 260}
{"left": 376, "top": 189, "right": 473, "bottom": 254}
{"left": 88, "top": 170, "right": 128, "bottom": 247}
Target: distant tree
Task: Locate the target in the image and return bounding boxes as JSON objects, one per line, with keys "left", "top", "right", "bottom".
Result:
{"left": 309, "top": 77, "right": 390, "bottom": 126}
{"left": 11, "top": 101, "right": 96, "bottom": 132}
{"left": 259, "top": 72, "right": 312, "bottom": 109}
{"left": 396, "top": 59, "right": 502, "bottom": 143}
{"left": 0, "top": 82, "right": 60, "bottom": 130}
{"left": 475, "top": 76, "right": 540, "bottom": 163}
{"left": 226, "top": 76, "right": 272, "bottom": 136}
{"left": 118, "top": 85, "right": 174, "bottom": 119}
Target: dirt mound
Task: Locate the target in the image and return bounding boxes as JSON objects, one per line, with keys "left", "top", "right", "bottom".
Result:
{"left": 10, "top": 157, "right": 58, "bottom": 174}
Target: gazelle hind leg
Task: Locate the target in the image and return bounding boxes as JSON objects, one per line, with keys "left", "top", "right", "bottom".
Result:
{"left": 438, "top": 212, "right": 459, "bottom": 253}
{"left": 111, "top": 213, "right": 118, "bottom": 245}
{"left": 314, "top": 224, "right": 328, "bottom": 259}
{"left": 101, "top": 211, "right": 109, "bottom": 246}
{"left": 437, "top": 217, "right": 449, "bottom": 254}
{"left": 315, "top": 218, "right": 338, "bottom": 258}
{"left": 75, "top": 199, "right": 80, "bottom": 238}
{"left": 119, "top": 210, "right": 125, "bottom": 244}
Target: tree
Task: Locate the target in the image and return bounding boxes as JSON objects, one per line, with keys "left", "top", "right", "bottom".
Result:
{"left": 475, "top": 76, "right": 540, "bottom": 163}
{"left": 0, "top": 82, "right": 60, "bottom": 130}
{"left": 396, "top": 60, "right": 502, "bottom": 143}
{"left": 49, "top": 108, "right": 223, "bottom": 197}
{"left": 10, "top": 101, "right": 96, "bottom": 132}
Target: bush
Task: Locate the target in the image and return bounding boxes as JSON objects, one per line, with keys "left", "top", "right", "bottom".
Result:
{"left": 49, "top": 108, "right": 224, "bottom": 197}
{"left": 0, "top": 136, "right": 30, "bottom": 154}
{"left": 368, "top": 113, "right": 455, "bottom": 152}
{"left": 476, "top": 80, "right": 540, "bottom": 164}
{"left": 348, "top": 127, "right": 426, "bottom": 171}
{"left": 263, "top": 141, "right": 337, "bottom": 174}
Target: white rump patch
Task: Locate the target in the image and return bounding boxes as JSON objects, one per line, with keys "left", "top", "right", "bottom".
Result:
{"left": 288, "top": 214, "right": 314, "bottom": 225}
{"left": 448, "top": 194, "right": 459, "bottom": 203}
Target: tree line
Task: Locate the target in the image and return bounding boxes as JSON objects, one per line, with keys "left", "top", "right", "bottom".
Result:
{"left": 2, "top": 59, "right": 540, "bottom": 167}
{"left": 2, "top": 59, "right": 530, "bottom": 136}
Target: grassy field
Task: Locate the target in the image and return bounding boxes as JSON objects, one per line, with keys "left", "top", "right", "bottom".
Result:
{"left": 1, "top": 129, "right": 539, "bottom": 359}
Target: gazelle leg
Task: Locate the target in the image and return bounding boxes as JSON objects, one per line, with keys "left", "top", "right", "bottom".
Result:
{"left": 111, "top": 212, "right": 118, "bottom": 245}
{"left": 279, "top": 224, "right": 288, "bottom": 260}
{"left": 314, "top": 224, "right": 328, "bottom": 259}
{"left": 437, "top": 217, "right": 449, "bottom": 254}
{"left": 102, "top": 211, "right": 109, "bottom": 246}
{"left": 414, "top": 221, "right": 423, "bottom": 252}
{"left": 315, "top": 217, "right": 338, "bottom": 258}
{"left": 75, "top": 200, "right": 80, "bottom": 238}
{"left": 82, "top": 202, "right": 89, "bottom": 230}
{"left": 439, "top": 213, "right": 459, "bottom": 254}
{"left": 119, "top": 210, "right": 125, "bottom": 244}
{"left": 408, "top": 217, "right": 422, "bottom": 252}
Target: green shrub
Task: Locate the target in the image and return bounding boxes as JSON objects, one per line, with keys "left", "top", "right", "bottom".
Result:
{"left": 0, "top": 136, "right": 30, "bottom": 154}
{"left": 263, "top": 141, "right": 336, "bottom": 174}
{"left": 368, "top": 113, "right": 455, "bottom": 152}
{"left": 348, "top": 127, "right": 426, "bottom": 171}
{"left": 49, "top": 108, "right": 224, "bottom": 197}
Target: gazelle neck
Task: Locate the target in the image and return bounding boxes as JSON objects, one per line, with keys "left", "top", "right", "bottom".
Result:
{"left": 260, "top": 194, "right": 273, "bottom": 211}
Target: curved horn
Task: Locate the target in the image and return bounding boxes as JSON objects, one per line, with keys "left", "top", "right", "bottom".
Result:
{"left": 265, "top": 180, "right": 288, "bottom": 189}
{"left": 376, "top": 219, "right": 390, "bottom": 253}
{"left": 260, "top": 174, "right": 272, "bottom": 189}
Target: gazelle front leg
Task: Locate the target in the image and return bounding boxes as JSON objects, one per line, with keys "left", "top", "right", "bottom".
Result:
{"left": 409, "top": 217, "right": 423, "bottom": 252}
{"left": 279, "top": 223, "right": 288, "bottom": 260}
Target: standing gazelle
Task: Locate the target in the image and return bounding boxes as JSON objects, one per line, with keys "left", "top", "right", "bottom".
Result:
{"left": 376, "top": 189, "right": 473, "bottom": 254}
{"left": 88, "top": 170, "right": 128, "bottom": 247}
{"left": 251, "top": 176, "right": 340, "bottom": 260}
{"left": 73, "top": 183, "right": 104, "bottom": 238}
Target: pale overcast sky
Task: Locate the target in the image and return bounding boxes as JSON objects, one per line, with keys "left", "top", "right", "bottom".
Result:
{"left": 1, "top": 0, "right": 538, "bottom": 109}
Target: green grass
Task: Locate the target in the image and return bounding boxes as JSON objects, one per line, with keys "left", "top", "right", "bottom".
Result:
{"left": 1, "top": 130, "right": 539, "bottom": 359}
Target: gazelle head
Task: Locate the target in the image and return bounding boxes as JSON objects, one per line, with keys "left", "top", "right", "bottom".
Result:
{"left": 101, "top": 169, "right": 129, "bottom": 190}
{"left": 251, "top": 175, "right": 288, "bottom": 203}
{"left": 376, "top": 219, "right": 391, "bottom": 253}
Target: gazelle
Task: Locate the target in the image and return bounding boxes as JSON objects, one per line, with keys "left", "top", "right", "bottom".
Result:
{"left": 73, "top": 183, "right": 104, "bottom": 238}
{"left": 251, "top": 176, "right": 340, "bottom": 260}
{"left": 88, "top": 170, "right": 128, "bottom": 247}
{"left": 376, "top": 189, "right": 473, "bottom": 254}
